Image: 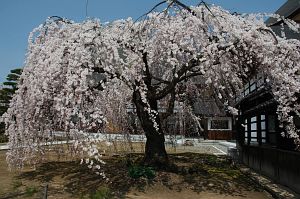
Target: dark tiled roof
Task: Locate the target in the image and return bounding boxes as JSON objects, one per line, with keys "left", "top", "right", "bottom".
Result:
{"left": 266, "top": 0, "right": 300, "bottom": 26}
{"left": 270, "top": 24, "right": 300, "bottom": 39}
{"left": 193, "top": 99, "right": 227, "bottom": 116}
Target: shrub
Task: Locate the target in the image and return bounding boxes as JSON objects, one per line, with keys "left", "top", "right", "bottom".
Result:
{"left": 0, "top": 133, "right": 8, "bottom": 143}
{"left": 90, "top": 187, "right": 112, "bottom": 199}
{"left": 128, "top": 165, "right": 155, "bottom": 179}
{"left": 25, "top": 186, "right": 38, "bottom": 197}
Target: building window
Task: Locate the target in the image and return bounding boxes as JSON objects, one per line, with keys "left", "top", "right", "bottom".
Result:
{"left": 208, "top": 117, "right": 232, "bottom": 130}
{"left": 261, "top": 115, "right": 266, "bottom": 143}
{"left": 250, "top": 116, "right": 258, "bottom": 144}
{"left": 241, "top": 74, "right": 266, "bottom": 98}
{"left": 211, "top": 120, "right": 229, "bottom": 129}
{"left": 249, "top": 79, "right": 256, "bottom": 92}
{"left": 244, "top": 114, "right": 269, "bottom": 145}
{"left": 268, "top": 115, "right": 277, "bottom": 145}
{"left": 244, "top": 119, "right": 248, "bottom": 144}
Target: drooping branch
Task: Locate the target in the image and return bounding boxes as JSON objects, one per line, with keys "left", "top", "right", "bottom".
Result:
{"left": 134, "top": 1, "right": 168, "bottom": 23}
{"left": 258, "top": 28, "right": 279, "bottom": 44}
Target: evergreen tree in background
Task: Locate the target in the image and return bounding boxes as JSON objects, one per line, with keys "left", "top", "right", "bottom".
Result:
{"left": 0, "top": 68, "right": 22, "bottom": 142}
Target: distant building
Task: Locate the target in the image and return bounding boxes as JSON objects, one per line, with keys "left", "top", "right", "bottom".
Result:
{"left": 192, "top": 98, "right": 234, "bottom": 140}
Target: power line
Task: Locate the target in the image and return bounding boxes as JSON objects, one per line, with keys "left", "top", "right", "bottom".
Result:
{"left": 86, "top": 0, "right": 89, "bottom": 18}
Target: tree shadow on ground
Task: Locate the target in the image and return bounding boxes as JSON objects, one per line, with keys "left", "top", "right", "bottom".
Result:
{"left": 17, "top": 155, "right": 152, "bottom": 198}
{"left": 164, "top": 153, "right": 263, "bottom": 197}
{"left": 17, "top": 153, "right": 264, "bottom": 198}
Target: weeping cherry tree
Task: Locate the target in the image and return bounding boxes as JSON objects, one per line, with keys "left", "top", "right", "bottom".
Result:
{"left": 3, "top": 1, "right": 300, "bottom": 173}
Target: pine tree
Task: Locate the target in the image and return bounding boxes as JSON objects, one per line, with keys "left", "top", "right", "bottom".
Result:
{"left": 0, "top": 68, "right": 22, "bottom": 142}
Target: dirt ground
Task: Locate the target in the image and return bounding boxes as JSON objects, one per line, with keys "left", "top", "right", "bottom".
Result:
{"left": 0, "top": 149, "right": 272, "bottom": 199}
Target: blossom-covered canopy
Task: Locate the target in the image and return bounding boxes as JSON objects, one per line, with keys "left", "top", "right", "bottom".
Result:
{"left": 3, "top": 3, "right": 300, "bottom": 171}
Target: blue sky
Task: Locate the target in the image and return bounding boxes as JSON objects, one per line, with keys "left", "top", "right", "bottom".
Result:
{"left": 0, "top": 0, "right": 286, "bottom": 83}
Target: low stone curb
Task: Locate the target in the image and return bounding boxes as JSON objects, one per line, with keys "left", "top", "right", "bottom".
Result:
{"left": 239, "top": 166, "right": 299, "bottom": 199}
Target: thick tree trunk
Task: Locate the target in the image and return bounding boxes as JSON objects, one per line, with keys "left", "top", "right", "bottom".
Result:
{"left": 133, "top": 90, "right": 168, "bottom": 167}
{"left": 143, "top": 128, "right": 168, "bottom": 167}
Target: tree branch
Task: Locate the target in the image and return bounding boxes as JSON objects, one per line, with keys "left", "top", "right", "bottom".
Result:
{"left": 134, "top": 1, "right": 167, "bottom": 23}
{"left": 257, "top": 28, "right": 278, "bottom": 45}
{"left": 155, "top": 57, "right": 203, "bottom": 100}
{"left": 142, "top": 52, "right": 152, "bottom": 87}
{"left": 151, "top": 76, "right": 171, "bottom": 85}
{"left": 161, "top": 88, "right": 176, "bottom": 120}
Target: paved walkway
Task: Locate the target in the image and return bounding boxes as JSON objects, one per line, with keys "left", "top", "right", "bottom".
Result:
{"left": 0, "top": 144, "right": 8, "bottom": 150}
{"left": 0, "top": 134, "right": 236, "bottom": 154}
{"left": 168, "top": 139, "right": 236, "bottom": 155}
{"left": 0, "top": 140, "right": 72, "bottom": 150}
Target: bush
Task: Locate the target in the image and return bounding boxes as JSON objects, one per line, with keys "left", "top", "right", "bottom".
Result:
{"left": 0, "top": 133, "right": 8, "bottom": 143}
{"left": 90, "top": 187, "right": 112, "bottom": 199}
{"left": 128, "top": 165, "right": 155, "bottom": 179}
{"left": 25, "top": 186, "right": 38, "bottom": 197}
